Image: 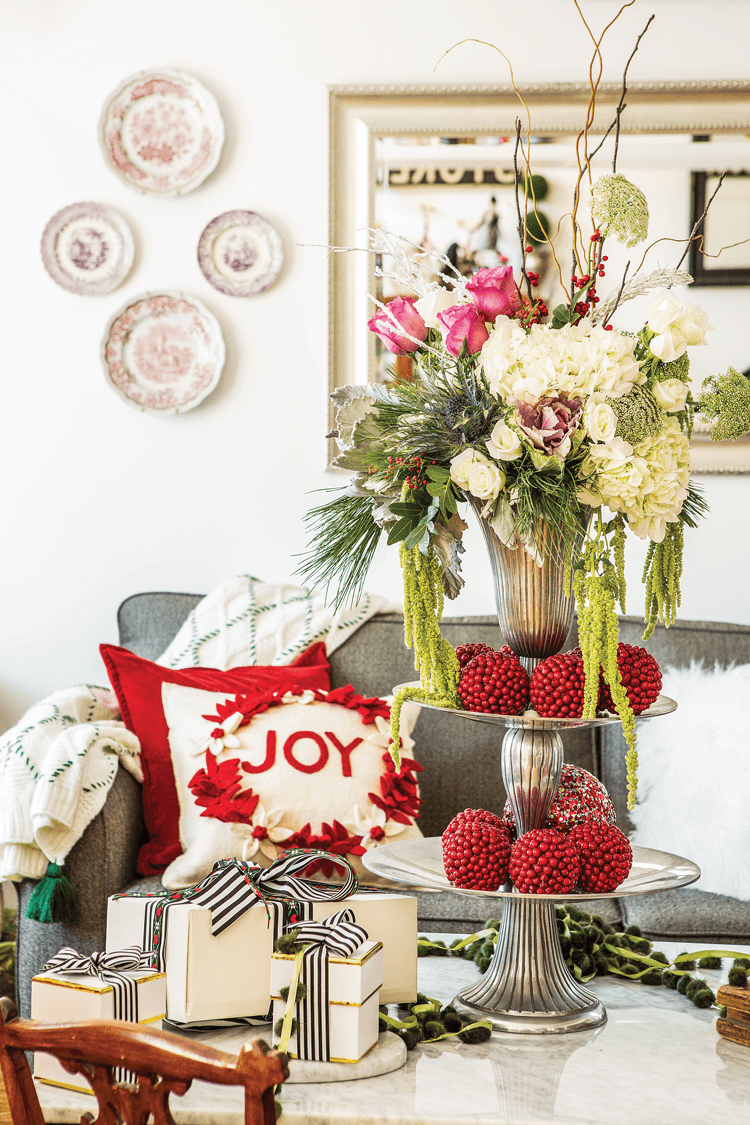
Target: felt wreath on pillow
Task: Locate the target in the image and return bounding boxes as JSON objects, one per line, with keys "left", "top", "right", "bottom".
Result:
{"left": 159, "top": 681, "right": 422, "bottom": 887}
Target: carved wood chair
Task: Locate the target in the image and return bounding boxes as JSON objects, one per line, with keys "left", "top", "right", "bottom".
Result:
{"left": 0, "top": 996, "right": 288, "bottom": 1125}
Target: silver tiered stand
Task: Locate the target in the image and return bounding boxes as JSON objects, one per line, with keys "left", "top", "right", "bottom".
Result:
{"left": 363, "top": 693, "right": 700, "bottom": 1037}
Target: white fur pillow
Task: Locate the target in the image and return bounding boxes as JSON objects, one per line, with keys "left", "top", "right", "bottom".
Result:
{"left": 159, "top": 684, "right": 422, "bottom": 888}
{"left": 630, "top": 661, "right": 750, "bottom": 901}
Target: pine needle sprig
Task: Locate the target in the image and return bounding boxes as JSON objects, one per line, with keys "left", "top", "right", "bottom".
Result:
{"left": 295, "top": 490, "right": 382, "bottom": 610}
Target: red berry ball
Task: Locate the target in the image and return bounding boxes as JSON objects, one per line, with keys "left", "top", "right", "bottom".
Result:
{"left": 455, "top": 642, "right": 494, "bottom": 668}
{"left": 598, "top": 643, "right": 662, "bottom": 715}
{"left": 508, "top": 828, "right": 581, "bottom": 894}
{"left": 497, "top": 645, "right": 521, "bottom": 662}
{"left": 458, "top": 652, "right": 529, "bottom": 715}
{"left": 442, "top": 817, "right": 512, "bottom": 891}
{"left": 566, "top": 818, "right": 632, "bottom": 893}
{"left": 529, "top": 652, "right": 586, "bottom": 718}
{"left": 443, "top": 808, "right": 506, "bottom": 836}
{"left": 503, "top": 763, "right": 616, "bottom": 834}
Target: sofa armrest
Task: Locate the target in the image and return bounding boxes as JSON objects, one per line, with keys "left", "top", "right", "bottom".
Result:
{"left": 15, "top": 766, "right": 144, "bottom": 1018}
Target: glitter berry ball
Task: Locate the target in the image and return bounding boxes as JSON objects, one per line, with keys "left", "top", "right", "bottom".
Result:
{"left": 529, "top": 651, "right": 586, "bottom": 718}
{"left": 508, "top": 828, "right": 581, "bottom": 894}
{"left": 458, "top": 652, "right": 529, "bottom": 715}
{"left": 442, "top": 813, "right": 512, "bottom": 891}
{"left": 598, "top": 643, "right": 662, "bottom": 715}
{"left": 567, "top": 818, "right": 633, "bottom": 893}
{"left": 503, "top": 764, "right": 616, "bottom": 834}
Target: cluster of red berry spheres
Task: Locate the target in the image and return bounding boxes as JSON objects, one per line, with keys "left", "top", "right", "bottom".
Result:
{"left": 454, "top": 640, "right": 662, "bottom": 720}
{"left": 441, "top": 641, "right": 664, "bottom": 896}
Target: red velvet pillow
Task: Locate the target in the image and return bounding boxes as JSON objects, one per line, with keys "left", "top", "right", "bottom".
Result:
{"left": 100, "top": 642, "right": 331, "bottom": 875}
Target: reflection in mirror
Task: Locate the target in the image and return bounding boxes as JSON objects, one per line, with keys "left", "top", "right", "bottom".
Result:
{"left": 328, "top": 84, "right": 750, "bottom": 469}
{"left": 373, "top": 131, "right": 750, "bottom": 404}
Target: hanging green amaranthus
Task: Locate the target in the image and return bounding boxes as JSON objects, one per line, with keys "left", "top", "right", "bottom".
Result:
{"left": 390, "top": 542, "right": 460, "bottom": 768}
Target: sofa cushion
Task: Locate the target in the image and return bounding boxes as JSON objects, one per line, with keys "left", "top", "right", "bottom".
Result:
{"left": 100, "top": 643, "right": 331, "bottom": 875}
{"left": 156, "top": 682, "right": 423, "bottom": 889}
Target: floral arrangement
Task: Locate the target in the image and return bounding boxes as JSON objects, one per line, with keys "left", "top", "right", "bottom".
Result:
{"left": 299, "top": 16, "right": 750, "bottom": 807}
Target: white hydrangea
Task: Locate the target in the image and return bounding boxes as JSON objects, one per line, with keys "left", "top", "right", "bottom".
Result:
{"left": 480, "top": 318, "right": 644, "bottom": 405}
{"left": 584, "top": 418, "right": 690, "bottom": 542}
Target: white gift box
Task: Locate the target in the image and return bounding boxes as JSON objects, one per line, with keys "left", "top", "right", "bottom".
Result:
{"left": 31, "top": 967, "right": 166, "bottom": 1093}
{"left": 271, "top": 940, "right": 382, "bottom": 1063}
{"left": 106, "top": 889, "right": 416, "bottom": 1025}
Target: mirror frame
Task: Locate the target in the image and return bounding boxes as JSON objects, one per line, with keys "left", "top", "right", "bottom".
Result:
{"left": 328, "top": 81, "right": 750, "bottom": 469}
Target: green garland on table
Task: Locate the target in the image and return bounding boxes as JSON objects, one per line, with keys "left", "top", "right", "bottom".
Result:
{"left": 378, "top": 993, "right": 491, "bottom": 1050}
{"left": 419, "top": 912, "right": 750, "bottom": 1018}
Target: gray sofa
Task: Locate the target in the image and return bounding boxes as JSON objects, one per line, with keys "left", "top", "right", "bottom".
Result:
{"left": 14, "top": 593, "right": 750, "bottom": 1017}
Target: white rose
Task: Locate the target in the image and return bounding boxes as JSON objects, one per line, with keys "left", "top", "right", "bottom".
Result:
{"left": 468, "top": 459, "right": 505, "bottom": 501}
{"left": 449, "top": 448, "right": 488, "bottom": 489}
{"left": 486, "top": 420, "right": 522, "bottom": 461}
{"left": 648, "top": 289, "right": 713, "bottom": 360}
{"left": 653, "top": 378, "right": 689, "bottom": 412}
{"left": 585, "top": 396, "right": 618, "bottom": 443}
{"left": 415, "top": 289, "right": 456, "bottom": 330}
{"left": 647, "top": 289, "right": 685, "bottom": 333}
{"left": 678, "top": 302, "right": 712, "bottom": 346}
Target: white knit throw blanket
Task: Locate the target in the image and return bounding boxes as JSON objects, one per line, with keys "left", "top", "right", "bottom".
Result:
{"left": 0, "top": 577, "right": 396, "bottom": 882}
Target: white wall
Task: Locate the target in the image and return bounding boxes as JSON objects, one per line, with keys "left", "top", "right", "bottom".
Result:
{"left": 2, "top": 0, "right": 750, "bottom": 731}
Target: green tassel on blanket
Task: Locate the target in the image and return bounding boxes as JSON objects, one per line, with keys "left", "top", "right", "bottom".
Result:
{"left": 24, "top": 863, "right": 78, "bottom": 923}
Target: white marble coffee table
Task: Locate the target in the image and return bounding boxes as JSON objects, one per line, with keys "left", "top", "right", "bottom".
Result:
{"left": 36, "top": 939, "right": 750, "bottom": 1125}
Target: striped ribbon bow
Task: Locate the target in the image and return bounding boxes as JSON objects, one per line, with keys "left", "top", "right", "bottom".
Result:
{"left": 42, "top": 946, "right": 156, "bottom": 1083}
{"left": 291, "top": 908, "right": 369, "bottom": 1062}
{"left": 133, "top": 849, "right": 360, "bottom": 974}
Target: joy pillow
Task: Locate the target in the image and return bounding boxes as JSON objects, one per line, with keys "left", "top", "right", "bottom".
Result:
{"left": 158, "top": 683, "right": 423, "bottom": 888}
{"left": 100, "top": 643, "right": 332, "bottom": 874}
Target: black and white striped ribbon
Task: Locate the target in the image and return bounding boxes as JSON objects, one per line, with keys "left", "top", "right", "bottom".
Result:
{"left": 292, "top": 908, "right": 368, "bottom": 1062}
{"left": 130, "top": 850, "right": 358, "bottom": 1028}
{"left": 42, "top": 946, "right": 155, "bottom": 1084}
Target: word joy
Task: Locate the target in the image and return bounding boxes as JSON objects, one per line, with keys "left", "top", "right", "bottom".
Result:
{"left": 240, "top": 730, "right": 363, "bottom": 777}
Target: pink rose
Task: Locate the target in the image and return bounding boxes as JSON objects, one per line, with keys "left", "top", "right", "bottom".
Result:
{"left": 466, "top": 266, "right": 521, "bottom": 322}
{"left": 514, "top": 395, "right": 583, "bottom": 461}
{"left": 367, "top": 296, "right": 427, "bottom": 354}
{"left": 436, "top": 304, "right": 489, "bottom": 357}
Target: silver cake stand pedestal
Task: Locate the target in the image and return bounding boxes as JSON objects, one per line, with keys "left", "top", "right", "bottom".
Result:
{"left": 364, "top": 693, "right": 700, "bottom": 1036}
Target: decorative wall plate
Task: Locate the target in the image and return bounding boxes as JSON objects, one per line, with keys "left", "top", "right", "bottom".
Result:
{"left": 99, "top": 69, "right": 224, "bottom": 196}
{"left": 101, "top": 291, "right": 225, "bottom": 414}
{"left": 197, "top": 210, "right": 284, "bottom": 296}
{"left": 40, "top": 202, "right": 135, "bottom": 296}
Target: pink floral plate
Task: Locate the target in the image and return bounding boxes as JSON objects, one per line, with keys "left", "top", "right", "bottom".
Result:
{"left": 197, "top": 210, "right": 284, "bottom": 296}
{"left": 99, "top": 69, "right": 224, "bottom": 196}
{"left": 101, "top": 291, "right": 225, "bottom": 414}
{"left": 41, "top": 202, "right": 135, "bottom": 296}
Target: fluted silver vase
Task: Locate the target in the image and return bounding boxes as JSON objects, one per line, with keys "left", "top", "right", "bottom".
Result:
{"left": 451, "top": 501, "right": 605, "bottom": 1034}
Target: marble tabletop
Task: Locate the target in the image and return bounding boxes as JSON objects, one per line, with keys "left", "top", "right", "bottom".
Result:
{"left": 36, "top": 938, "right": 750, "bottom": 1125}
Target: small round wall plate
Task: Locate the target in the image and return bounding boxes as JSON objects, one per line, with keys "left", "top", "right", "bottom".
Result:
{"left": 40, "top": 202, "right": 135, "bottom": 296}
{"left": 99, "top": 69, "right": 224, "bottom": 196}
{"left": 101, "top": 290, "right": 225, "bottom": 414}
{"left": 197, "top": 210, "right": 284, "bottom": 296}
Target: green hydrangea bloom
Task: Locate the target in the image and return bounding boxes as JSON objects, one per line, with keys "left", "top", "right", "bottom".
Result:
{"left": 591, "top": 173, "right": 649, "bottom": 247}
{"left": 698, "top": 366, "right": 750, "bottom": 441}
{"left": 654, "top": 352, "right": 690, "bottom": 384}
{"left": 607, "top": 385, "right": 663, "bottom": 446}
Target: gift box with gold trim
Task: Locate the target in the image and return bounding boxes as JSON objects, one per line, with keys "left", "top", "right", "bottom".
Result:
{"left": 271, "top": 939, "right": 383, "bottom": 1063}
{"left": 31, "top": 966, "right": 166, "bottom": 1093}
{"left": 105, "top": 888, "right": 415, "bottom": 1025}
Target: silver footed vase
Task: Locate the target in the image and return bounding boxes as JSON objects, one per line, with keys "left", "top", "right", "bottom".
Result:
{"left": 451, "top": 501, "right": 605, "bottom": 1034}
